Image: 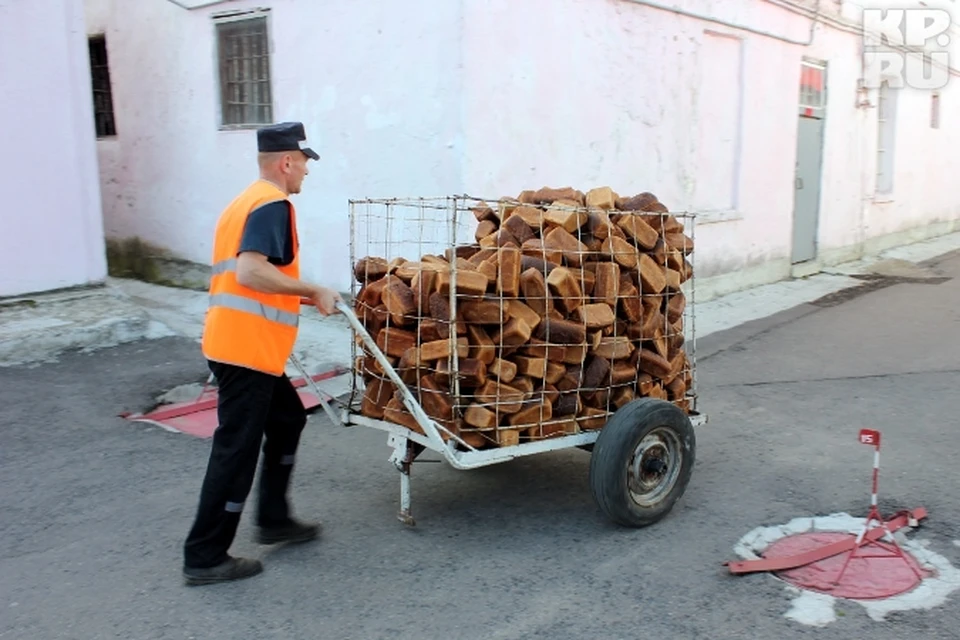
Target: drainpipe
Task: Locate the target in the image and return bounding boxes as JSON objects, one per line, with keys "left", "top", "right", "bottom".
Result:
{"left": 857, "top": 7, "right": 870, "bottom": 261}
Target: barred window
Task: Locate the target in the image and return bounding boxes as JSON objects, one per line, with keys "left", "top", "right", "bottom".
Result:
{"left": 88, "top": 36, "right": 116, "bottom": 138}
{"left": 216, "top": 15, "right": 273, "bottom": 127}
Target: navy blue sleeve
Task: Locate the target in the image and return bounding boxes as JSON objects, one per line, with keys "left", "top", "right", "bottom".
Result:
{"left": 238, "top": 200, "right": 294, "bottom": 266}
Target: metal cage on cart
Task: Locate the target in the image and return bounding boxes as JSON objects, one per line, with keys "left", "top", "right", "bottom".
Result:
{"left": 301, "top": 193, "right": 707, "bottom": 527}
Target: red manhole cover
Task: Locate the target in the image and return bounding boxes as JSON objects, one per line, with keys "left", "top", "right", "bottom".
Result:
{"left": 763, "top": 532, "right": 930, "bottom": 600}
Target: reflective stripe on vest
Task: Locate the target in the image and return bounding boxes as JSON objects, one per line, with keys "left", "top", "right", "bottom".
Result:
{"left": 208, "top": 293, "right": 299, "bottom": 328}
{"left": 208, "top": 258, "right": 298, "bottom": 327}
{"left": 211, "top": 258, "right": 237, "bottom": 276}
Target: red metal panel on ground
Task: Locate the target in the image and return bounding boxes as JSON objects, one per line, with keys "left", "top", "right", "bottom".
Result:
{"left": 765, "top": 532, "right": 929, "bottom": 599}
{"left": 141, "top": 389, "right": 324, "bottom": 439}
{"left": 122, "top": 368, "right": 346, "bottom": 439}
{"left": 725, "top": 508, "right": 927, "bottom": 575}
{"left": 131, "top": 366, "right": 348, "bottom": 422}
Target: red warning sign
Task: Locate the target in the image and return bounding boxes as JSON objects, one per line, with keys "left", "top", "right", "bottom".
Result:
{"left": 858, "top": 429, "right": 881, "bottom": 447}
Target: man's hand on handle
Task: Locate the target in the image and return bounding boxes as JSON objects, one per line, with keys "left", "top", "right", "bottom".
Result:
{"left": 306, "top": 285, "right": 342, "bottom": 316}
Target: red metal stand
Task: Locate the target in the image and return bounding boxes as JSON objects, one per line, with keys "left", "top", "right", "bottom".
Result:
{"left": 727, "top": 428, "right": 929, "bottom": 578}
{"left": 826, "top": 429, "right": 923, "bottom": 587}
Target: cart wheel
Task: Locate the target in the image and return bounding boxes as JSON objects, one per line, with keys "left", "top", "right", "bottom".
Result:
{"left": 589, "top": 398, "right": 696, "bottom": 528}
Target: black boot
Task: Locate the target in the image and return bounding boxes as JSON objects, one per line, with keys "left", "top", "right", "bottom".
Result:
{"left": 255, "top": 518, "right": 321, "bottom": 545}
{"left": 183, "top": 556, "right": 263, "bottom": 586}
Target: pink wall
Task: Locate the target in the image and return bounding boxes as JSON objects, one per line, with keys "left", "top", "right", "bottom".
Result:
{"left": 86, "top": 0, "right": 464, "bottom": 292}
{"left": 84, "top": 0, "right": 960, "bottom": 296}
{"left": 0, "top": 0, "right": 106, "bottom": 297}
{"left": 460, "top": 0, "right": 808, "bottom": 280}
{"left": 802, "top": 11, "right": 960, "bottom": 260}
{"left": 458, "top": 0, "right": 960, "bottom": 294}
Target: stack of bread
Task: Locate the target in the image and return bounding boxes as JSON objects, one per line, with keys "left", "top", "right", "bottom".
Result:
{"left": 351, "top": 186, "right": 694, "bottom": 449}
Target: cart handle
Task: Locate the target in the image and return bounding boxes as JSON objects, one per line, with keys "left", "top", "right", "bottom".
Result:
{"left": 287, "top": 353, "right": 343, "bottom": 427}
{"left": 328, "top": 300, "right": 476, "bottom": 452}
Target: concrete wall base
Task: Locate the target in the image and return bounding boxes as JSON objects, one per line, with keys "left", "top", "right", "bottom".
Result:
{"left": 697, "top": 220, "right": 960, "bottom": 303}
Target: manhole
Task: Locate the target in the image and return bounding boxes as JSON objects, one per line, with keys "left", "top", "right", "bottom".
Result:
{"left": 765, "top": 531, "right": 931, "bottom": 600}
{"left": 731, "top": 513, "right": 960, "bottom": 626}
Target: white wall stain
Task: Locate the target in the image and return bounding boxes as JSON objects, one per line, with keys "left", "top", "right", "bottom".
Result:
{"left": 733, "top": 512, "right": 960, "bottom": 627}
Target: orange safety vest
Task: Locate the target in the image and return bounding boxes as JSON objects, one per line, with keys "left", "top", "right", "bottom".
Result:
{"left": 201, "top": 179, "right": 301, "bottom": 376}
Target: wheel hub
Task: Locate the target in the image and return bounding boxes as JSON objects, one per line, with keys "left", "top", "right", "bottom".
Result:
{"left": 627, "top": 428, "right": 683, "bottom": 508}
{"left": 643, "top": 457, "right": 667, "bottom": 474}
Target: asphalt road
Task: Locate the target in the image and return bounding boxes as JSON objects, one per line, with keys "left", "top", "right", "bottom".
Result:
{"left": 3, "top": 254, "right": 960, "bottom": 639}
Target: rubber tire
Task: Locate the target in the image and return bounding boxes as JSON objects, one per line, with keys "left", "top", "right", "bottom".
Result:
{"left": 589, "top": 398, "right": 696, "bottom": 528}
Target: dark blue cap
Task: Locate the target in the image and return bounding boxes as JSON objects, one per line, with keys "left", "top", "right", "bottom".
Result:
{"left": 256, "top": 121, "right": 319, "bottom": 160}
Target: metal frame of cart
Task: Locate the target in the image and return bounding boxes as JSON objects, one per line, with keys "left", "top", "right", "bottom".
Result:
{"left": 295, "top": 194, "right": 708, "bottom": 527}
{"left": 294, "top": 305, "right": 707, "bottom": 527}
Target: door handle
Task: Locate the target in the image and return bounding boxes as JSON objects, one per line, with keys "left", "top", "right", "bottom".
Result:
{"left": 796, "top": 177, "right": 804, "bottom": 189}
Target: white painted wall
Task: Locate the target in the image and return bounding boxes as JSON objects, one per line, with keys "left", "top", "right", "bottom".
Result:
{"left": 460, "top": 0, "right": 806, "bottom": 285}
{"left": 461, "top": 0, "right": 960, "bottom": 298}
{"left": 85, "top": 0, "right": 960, "bottom": 297}
{"left": 0, "top": 0, "right": 106, "bottom": 297}
{"left": 809, "top": 0, "right": 960, "bottom": 267}
{"left": 85, "top": 0, "right": 463, "bottom": 293}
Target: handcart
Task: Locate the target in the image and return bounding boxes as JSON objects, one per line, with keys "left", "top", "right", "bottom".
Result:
{"left": 295, "top": 194, "right": 707, "bottom": 528}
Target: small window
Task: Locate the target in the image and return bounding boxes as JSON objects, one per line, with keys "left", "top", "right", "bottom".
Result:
{"left": 798, "top": 60, "right": 826, "bottom": 112}
{"left": 931, "top": 92, "right": 940, "bottom": 129}
{"left": 216, "top": 14, "right": 273, "bottom": 128}
{"left": 876, "top": 82, "right": 898, "bottom": 195}
{"left": 88, "top": 36, "right": 116, "bottom": 137}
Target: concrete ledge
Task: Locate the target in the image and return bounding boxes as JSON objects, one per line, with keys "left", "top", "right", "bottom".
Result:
{"left": 815, "top": 220, "right": 960, "bottom": 273}
{"left": 0, "top": 286, "right": 174, "bottom": 367}
{"left": 861, "top": 219, "right": 960, "bottom": 257}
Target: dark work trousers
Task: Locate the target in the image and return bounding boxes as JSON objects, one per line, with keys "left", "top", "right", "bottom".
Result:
{"left": 183, "top": 360, "right": 307, "bottom": 569}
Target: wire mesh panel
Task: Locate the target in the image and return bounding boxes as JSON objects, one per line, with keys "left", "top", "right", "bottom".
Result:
{"left": 347, "top": 189, "right": 698, "bottom": 450}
